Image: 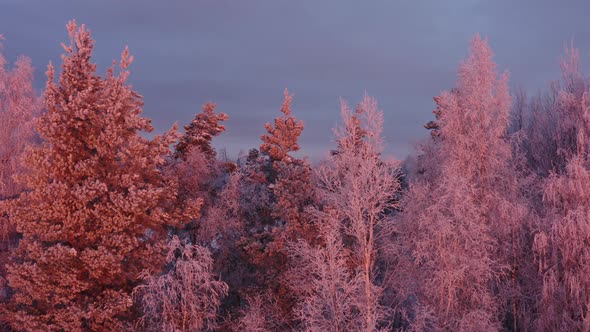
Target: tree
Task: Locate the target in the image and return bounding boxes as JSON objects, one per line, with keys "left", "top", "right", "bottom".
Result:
{"left": 235, "top": 291, "right": 286, "bottom": 332}
{"left": 398, "top": 35, "right": 530, "bottom": 331}
{"left": 521, "top": 43, "right": 590, "bottom": 177}
{"left": 168, "top": 102, "right": 230, "bottom": 244}
{"left": 271, "top": 159, "right": 314, "bottom": 243}
{"left": 237, "top": 89, "right": 310, "bottom": 324}
{"left": 174, "top": 102, "right": 228, "bottom": 160}
{"left": 554, "top": 43, "right": 590, "bottom": 163}
{"left": 261, "top": 89, "right": 314, "bottom": 243}
{"left": 1, "top": 21, "right": 197, "bottom": 331}
{"left": 260, "top": 89, "right": 303, "bottom": 162}
{"left": 535, "top": 156, "right": 590, "bottom": 331}
{"left": 286, "top": 208, "right": 358, "bottom": 331}
{"left": 192, "top": 170, "right": 248, "bottom": 322}
{"left": 0, "top": 36, "right": 41, "bottom": 332}
{"left": 0, "top": 37, "right": 40, "bottom": 253}
{"left": 0, "top": 37, "right": 40, "bottom": 201}
{"left": 157, "top": 100, "right": 242, "bottom": 329}
{"left": 133, "top": 236, "right": 228, "bottom": 332}
{"left": 299, "top": 94, "right": 400, "bottom": 330}
{"left": 532, "top": 44, "right": 590, "bottom": 331}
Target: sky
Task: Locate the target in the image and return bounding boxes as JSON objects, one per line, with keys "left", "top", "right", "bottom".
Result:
{"left": 1, "top": 0, "right": 590, "bottom": 161}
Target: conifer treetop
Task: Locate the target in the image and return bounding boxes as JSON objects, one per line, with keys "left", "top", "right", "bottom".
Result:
{"left": 261, "top": 89, "right": 304, "bottom": 162}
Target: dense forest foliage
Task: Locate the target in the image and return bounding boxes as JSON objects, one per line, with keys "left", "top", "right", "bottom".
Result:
{"left": 1, "top": 21, "right": 590, "bottom": 331}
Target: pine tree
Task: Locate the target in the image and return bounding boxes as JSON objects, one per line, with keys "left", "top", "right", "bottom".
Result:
{"left": 260, "top": 89, "right": 303, "bottom": 162}
{"left": 1, "top": 21, "right": 197, "bottom": 331}
{"left": 174, "top": 102, "right": 228, "bottom": 160}
{"left": 169, "top": 101, "right": 230, "bottom": 244}
{"left": 236, "top": 89, "right": 310, "bottom": 325}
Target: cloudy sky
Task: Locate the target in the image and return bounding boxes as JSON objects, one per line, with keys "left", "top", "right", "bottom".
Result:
{"left": 1, "top": 0, "right": 589, "bottom": 160}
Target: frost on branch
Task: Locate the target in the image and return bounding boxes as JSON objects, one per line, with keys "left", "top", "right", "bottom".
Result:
{"left": 298, "top": 94, "right": 401, "bottom": 330}
{"left": 175, "top": 102, "right": 228, "bottom": 160}
{"left": 2, "top": 21, "right": 197, "bottom": 331}
{"left": 133, "top": 236, "right": 228, "bottom": 332}
{"left": 398, "top": 35, "right": 531, "bottom": 331}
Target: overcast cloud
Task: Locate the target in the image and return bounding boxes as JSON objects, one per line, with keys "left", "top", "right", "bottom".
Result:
{"left": 1, "top": 0, "right": 589, "bottom": 160}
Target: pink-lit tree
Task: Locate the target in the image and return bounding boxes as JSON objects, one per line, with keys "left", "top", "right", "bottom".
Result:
{"left": 0, "top": 38, "right": 39, "bottom": 201}
{"left": 286, "top": 208, "right": 358, "bottom": 331}
{"left": 265, "top": 91, "right": 314, "bottom": 250}
{"left": 0, "top": 38, "right": 40, "bottom": 253}
{"left": 535, "top": 156, "right": 590, "bottom": 331}
{"left": 260, "top": 89, "right": 304, "bottom": 163}
{"left": 237, "top": 89, "right": 311, "bottom": 324}
{"left": 156, "top": 100, "right": 243, "bottom": 329}
{"left": 1, "top": 21, "right": 197, "bottom": 331}
{"left": 532, "top": 44, "right": 590, "bottom": 331}
{"left": 522, "top": 44, "right": 590, "bottom": 177}
{"left": 293, "top": 94, "right": 400, "bottom": 330}
{"left": 132, "top": 236, "right": 228, "bottom": 332}
{"left": 175, "top": 102, "right": 228, "bottom": 160}
{"left": 0, "top": 36, "right": 41, "bottom": 332}
{"left": 235, "top": 291, "right": 287, "bottom": 332}
{"left": 399, "top": 35, "right": 530, "bottom": 330}
{"left": 168, "top": 101, "right": 230, "bottom": 245}
{"left": 554, "top": 44, "right": 590, "bottom": 161}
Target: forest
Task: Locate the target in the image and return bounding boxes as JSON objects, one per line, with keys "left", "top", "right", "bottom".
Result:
{"left": 1, "top": 20, "right": 590, "bottom": 332}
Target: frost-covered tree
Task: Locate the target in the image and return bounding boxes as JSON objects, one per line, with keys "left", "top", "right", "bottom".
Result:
{"left": 175, "top": 102, "right": 228, "bottom": 160}
{"left": 271, "top": 158, "right": 314, "bottom": 242}
{"left": 147, "top": 100, "right": 240, "bottom": 331}
{"left": 0, "top": 38, "right": 41, "bottom": 255}
{"left": 237, "top": 89, "right": 311, "bottom": 323}
{"left": 0, "top": 37, "right": 40, "bottom": 201}
{"left": 1, "top": 21, "right": 197, "bottom": 331}
{"left": 535, "top": 156, "right": 590, "bottom": 331}
{"left": 286, "top": 208, "right": 358, "bottom": 331}
{"left": 298, "top": 94, "right": 400, "bottom": 330}
{"left": 554, "top": 44, "right": 590, "bottom": 162}
{"left": 0, "top": 36, "right": 41, "bottom": 332}
{"left": 260, "top": 89, "right": 303, "bottom": 162}
{"left": 532, "top": 44, "right": 590, "bottom": 331}
{"left": 399, "top": 35, "right": 530, "bottom": 331}
{"left": 168, "top": 101, "right": 231, "bottom": 245}
{"left": 235, "top": 291, "right": 286, "bottom": 332}
{"left": 133, "top": 236, "right": 228, "bottom": 332}
{"left": 522, "top": 44, "right": 590, "bottom": 177}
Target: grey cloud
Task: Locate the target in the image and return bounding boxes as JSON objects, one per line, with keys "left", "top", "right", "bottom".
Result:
{"left": 1, "top": 0, "right": 589, "bottom": 160}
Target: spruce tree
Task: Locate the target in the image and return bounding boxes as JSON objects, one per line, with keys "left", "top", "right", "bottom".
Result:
{"left": 2, "top": 21, "right": 196, "bottom": 331}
